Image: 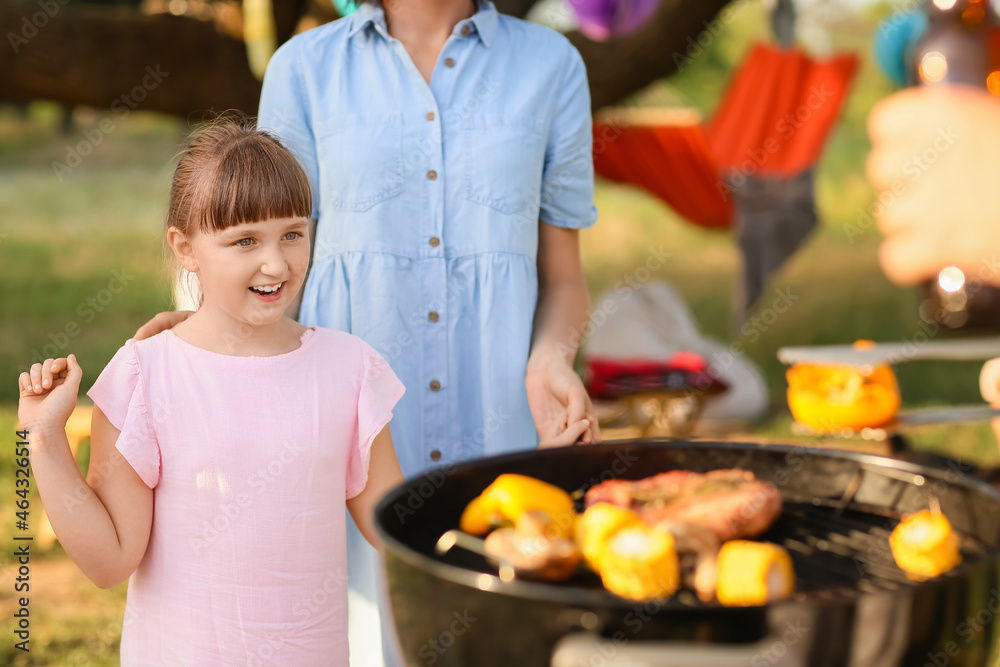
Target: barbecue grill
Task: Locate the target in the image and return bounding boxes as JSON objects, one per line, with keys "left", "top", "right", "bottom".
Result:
{"left": 374, "top": 440, "right": 1000, "bottom": 667}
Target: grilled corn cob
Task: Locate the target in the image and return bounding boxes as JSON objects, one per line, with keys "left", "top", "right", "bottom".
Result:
{"left": 576, "top": 502, "right": 643, "bottom": 569}
{"left": 597, "top": 524, "right": 680, "bottom": 601}
{"left": 890, "top": 510, "right": 961, "bottom": 580}
{"left": 715, "top": 541, "right": 795, "bottom": 606}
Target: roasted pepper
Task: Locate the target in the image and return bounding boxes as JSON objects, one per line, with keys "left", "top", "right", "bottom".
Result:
{"left": 890, "top": 510, "right": 961, "bottom": 580}
{"left": 716, "top": 541, "right": 795, "bottom": 606}
{"left": 460, "top": 474, "right": 576, "bottom": 540}
{"left": 787, "top": 341, "right": 900, "bottom": 432}
{"left": 597, "top": 523, "right": 680, "bottom": 601}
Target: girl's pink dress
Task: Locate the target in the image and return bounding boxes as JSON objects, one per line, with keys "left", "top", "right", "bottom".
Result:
{"left": 86, "top": 326, "right": 404, "bottom": 666}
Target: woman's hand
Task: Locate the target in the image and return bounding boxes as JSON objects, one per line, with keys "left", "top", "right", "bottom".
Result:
{"left": 134, "top": 310, "right": 194, "bottom": 340}
{"left": 526, "top": 352, "right": 601, "bottom": 448}
{"left": 18, "top": 355, "right": 83, "bottom": 438}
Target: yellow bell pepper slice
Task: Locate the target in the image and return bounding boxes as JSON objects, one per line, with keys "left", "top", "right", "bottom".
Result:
{"left": 460, "top": 474, "right": 576, "bottom": 539}
{"left": 787, "top": 355, "right": 900, "bottom": 432}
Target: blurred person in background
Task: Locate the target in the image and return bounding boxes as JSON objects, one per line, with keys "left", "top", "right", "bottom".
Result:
{"left": 867, "top": 84, "right": 1000, "bottom": 437}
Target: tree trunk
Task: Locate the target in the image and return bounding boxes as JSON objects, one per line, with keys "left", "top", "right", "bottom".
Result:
{"left": 0, "top": 0, "right": 734, "bottom": 119}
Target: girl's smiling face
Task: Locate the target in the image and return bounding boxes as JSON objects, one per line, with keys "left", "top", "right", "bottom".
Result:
{"left": 170, "top": 216, "right": 310, "bottom": 329}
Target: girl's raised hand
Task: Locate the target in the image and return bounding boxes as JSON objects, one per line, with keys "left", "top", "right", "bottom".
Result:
{"left": 18, "top": 355, "right": 83, "bottom": 435}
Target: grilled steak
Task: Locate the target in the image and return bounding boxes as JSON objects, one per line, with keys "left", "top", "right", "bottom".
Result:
{"left": 584, "top": 469, "right": 782, "bottom": 541}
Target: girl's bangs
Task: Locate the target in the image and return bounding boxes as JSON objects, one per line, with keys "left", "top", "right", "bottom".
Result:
{"left": 195, "top": 136, "right": 312, "bottom": 232}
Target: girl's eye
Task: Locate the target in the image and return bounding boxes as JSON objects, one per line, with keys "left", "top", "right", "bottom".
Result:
{"left": 234, "top": 238, "right": 253, "bottom": 248}
{"left": 284, "top": 232, "right": 302, "bottom": 241}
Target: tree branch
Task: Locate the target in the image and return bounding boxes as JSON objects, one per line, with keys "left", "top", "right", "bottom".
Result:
{"left": 567, "top": 0, "right": 734, "bottom": 110}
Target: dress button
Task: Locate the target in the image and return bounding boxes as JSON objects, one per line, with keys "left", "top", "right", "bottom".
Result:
{"left": 427, "top": 170, "right": 438, "bottom": 181}
{"left": 430, "top": 450, "right": 442, "bottom": 461}
{"left": 444, "top": 57, "right": 455, "bottom": 67}
{"left": 428, "top": 311, "right": 440, "bottom": 323}
{"left": 426, "top": 111, "right": 436, "bottom": 121}
{"left": 429, "top": 236, "right": 440, "bottom": 247}
{"left": 430, "top": 380, "right": 441, "bottom": 391}
{"left": 461, "top": 25, "right": 470, "bottom": 36}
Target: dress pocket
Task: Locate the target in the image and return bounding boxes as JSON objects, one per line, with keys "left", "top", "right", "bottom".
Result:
{"left": 462, "top": 113, "right": 546, "bottom": 216}
{"left": 316, "top": 113, "right": 404, "bottom": 212}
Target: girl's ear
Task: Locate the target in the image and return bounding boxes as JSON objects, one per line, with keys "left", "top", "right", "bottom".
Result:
{"left": 166, "top": 226, "right": 198, "bottom": 273}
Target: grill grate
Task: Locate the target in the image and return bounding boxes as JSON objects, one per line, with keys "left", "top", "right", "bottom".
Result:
{"left": 762, "top": 502, "right": 987, "bottom": 600}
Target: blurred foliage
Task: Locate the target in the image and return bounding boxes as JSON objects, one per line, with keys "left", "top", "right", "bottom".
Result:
{"left": 2, "top": 2, "right": 1000, "bottom": 663}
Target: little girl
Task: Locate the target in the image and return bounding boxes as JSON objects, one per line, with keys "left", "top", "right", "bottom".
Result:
{"left": 16, "top": 117, "right": 406, "bottom": 665}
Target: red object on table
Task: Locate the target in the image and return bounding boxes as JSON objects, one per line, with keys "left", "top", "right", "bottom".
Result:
{"left": 586, "top": 353, "right": 728, "bottom": 401}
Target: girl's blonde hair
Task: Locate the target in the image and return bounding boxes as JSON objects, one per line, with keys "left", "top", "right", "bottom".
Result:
{"left": 167, "top": 113, "right": 312, "bottom": 310}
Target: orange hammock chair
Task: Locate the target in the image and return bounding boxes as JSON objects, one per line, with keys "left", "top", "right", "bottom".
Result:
{"left": 592, "top": 43, "right": 859, "bottom": 229}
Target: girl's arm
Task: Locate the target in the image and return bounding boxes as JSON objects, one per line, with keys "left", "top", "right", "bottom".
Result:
{"left": 18, "top": 356, "right": 153, "bottom": 589}
{"left": 346, "top": 425, "right": 403, "bottom": 553}
{"left": 527, "top": 222, "right": 601, "bottom": 446}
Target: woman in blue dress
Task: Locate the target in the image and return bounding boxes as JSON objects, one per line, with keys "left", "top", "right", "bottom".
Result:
{"left": 140, "top": 1, "right": 599, "bottom": 664}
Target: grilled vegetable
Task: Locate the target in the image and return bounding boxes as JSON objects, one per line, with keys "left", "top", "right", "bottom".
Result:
{"left": 483, "top": 510, "right": 582, "bottom": 582}
{"left": 459, "top": 494, "right": 495, "bottom": 535}
{"left": 786, "top": 341, "right": 900, "bottom": 432}
{"left": 597, "top": 524, "right": 680, "bottom": 601}
{"left": 715, "top": 541, "right": 795, "bottom": 606}
{"left": 461, "top": 474, "right": 576, "bottom": 539}
{"left": 890, "top": 510, "right": 961, "bottom": 580}
{"left": 576, "top": 502, "right": 643, "bottom": 569}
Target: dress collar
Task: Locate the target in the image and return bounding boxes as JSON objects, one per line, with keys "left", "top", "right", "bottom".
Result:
{"left": 347, "top": 1, "right": 498, "bottom": 48}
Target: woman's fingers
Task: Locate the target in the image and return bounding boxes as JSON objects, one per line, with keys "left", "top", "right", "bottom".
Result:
{"left": 540, "top": 418, "right": 590, "bottom": 448}
{"left": 564, "top": 418, "right": 591, "bottom": 444}
{"left": 135, "top": 310, "right": 194, "bottom": 340}
{"left": 568, "top": 388, "right": 586, "bottom": 420}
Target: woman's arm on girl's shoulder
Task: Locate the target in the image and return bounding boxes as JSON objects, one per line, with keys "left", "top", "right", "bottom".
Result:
{"left": 29, "top": 404, "right": 153, "bottom": 589}
{"left": 346, "top": 425, "right": 403, "bottom": 553}
{"left": 134, "top": 310, "right": 194, "bottom": 340}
